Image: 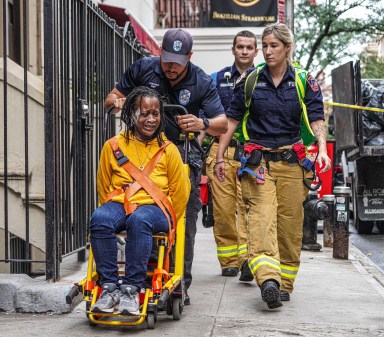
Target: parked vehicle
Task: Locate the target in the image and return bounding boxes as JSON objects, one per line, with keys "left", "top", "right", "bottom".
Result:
{"left": 332, "top": 61, "right": 384, "bottom": 234}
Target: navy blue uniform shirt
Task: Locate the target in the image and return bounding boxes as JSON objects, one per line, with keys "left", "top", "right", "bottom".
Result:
{"left": 211, "top": 63, "right": 242, "bottom": 111}
{"left": 116, "top": 57, "right": 225, "bottom": 142}
{"left": 226, "top": 65, "right": 324, "bottom": 149}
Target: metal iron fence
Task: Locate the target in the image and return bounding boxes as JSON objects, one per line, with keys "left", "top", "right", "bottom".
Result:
{"left": 44, "top": 0, "right": 149, "bottom": 281}
{"left": 2, "top": 0, "right": 148, "bottom": 281}
{"left": 1, "top": 0, "right": 36, "bottom": 275}
{"left": 155, "top": 0, "right": 210, "bottom": 28}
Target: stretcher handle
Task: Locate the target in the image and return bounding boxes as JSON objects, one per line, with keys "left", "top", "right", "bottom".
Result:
{"left": 162, "top": 103, "right": 208, "bottom": 163}
{"left": 103, "top": 105, "right": 117, "bottom": 142}
{"left": 161, "top": 105, "right": 207, "bottom": 157}
{"left": 163, "top": 104, "right": 190, "bottom": 163}
{"left": 66, "top": 285, "right": 80, "bottom": 304}
{"left": 163, "top": 104, "right": 188, "bottom": 115}
{"left": 157, "top": 289, "right": 169, "bottom": 309}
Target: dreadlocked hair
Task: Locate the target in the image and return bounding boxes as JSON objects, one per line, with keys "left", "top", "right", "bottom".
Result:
{"left": 120, "top": 86, "right": 166, "bottom": 146}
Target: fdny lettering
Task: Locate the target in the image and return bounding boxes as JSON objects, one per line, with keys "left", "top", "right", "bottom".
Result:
{"left": 256, "top": 82, "right": 267, "bottom": 87}
{"left": 307, "top": 75, "right": 319, "bottom": 92}
{"left": 178, "top": 89, "right": 191, "bottom": 106}
{"left": 149, "top": 82, "right": 160, "bottom": 89}
{"left": 220, "top": 82, "right": 235, "bottom": 87}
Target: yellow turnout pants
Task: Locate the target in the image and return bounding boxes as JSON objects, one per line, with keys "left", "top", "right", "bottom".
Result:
{"left": 241, "top": 159, "right": 309, "bottom": 292}
{"left": 206, "top": 142, "right": 248, "bottom": 270}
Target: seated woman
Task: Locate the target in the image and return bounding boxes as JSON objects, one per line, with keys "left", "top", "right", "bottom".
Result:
{"left": 90, "top": 86, "right": 190, "bottom": 315}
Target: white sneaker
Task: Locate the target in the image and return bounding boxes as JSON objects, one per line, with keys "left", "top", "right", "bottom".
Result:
{"left": 118, "top": 285, "right": 140, "bottom": 315}
{"left": 91, "top": 283, "right": 120, "bottom": 313}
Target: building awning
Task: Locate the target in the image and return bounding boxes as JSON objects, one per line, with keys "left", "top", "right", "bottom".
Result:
{"left": 98, "top": 3, "right": 161, "bottom": 56}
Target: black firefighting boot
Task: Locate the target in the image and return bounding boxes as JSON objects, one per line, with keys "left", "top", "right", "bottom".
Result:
{"left": 280, "top": 290, "right": 290, "bottom": 301}
{"left": 222, "top": 267, "right": 239, "bottom": 277}
{"left": 239, "top": 262, "right": 253, "bottom": 282}
{"left": 261, "top": 280, "right": 283, "bottom": 309}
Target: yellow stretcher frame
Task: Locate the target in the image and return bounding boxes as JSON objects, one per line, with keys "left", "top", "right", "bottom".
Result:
{"left": 69, "top": 163, "right": 189, "bottom": 329}
{"left": 66, "top": 104, "right": 193, "bottom": 329}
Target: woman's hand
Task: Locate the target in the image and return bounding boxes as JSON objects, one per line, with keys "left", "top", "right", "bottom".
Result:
{"left": 317, "top": 151, "right": 331, "bottom": 173}
{"left": 214, "top": 161, "right": 226, "bottom": 182}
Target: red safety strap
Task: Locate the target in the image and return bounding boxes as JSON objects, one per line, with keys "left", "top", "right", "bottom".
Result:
{"left": 107, "top": 137, "right": 177, "bottom": 247}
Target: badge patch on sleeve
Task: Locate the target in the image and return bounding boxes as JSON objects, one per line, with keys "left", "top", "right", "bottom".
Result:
{"left": 307, "top": 74, "right": 319, "bottom": 92}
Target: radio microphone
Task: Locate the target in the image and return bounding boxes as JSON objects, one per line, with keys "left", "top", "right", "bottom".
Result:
{"left": 224, "top": 72, "right": 231, "bottom": 81}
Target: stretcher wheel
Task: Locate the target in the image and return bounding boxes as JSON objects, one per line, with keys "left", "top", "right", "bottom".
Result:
{"left": 147, "top": 312, "right": 156, "bottom": 329}
{"left": 85, "top": 301, "right": 97, "bottom": 327}
{"left": 172, "top": 298, "right": 182, "bottom": 320}
{"left": 88, "top": 319, "right": 97, "bottom": 327}
{"left": 166, "top": 298, "right": 173, "bottom": 315}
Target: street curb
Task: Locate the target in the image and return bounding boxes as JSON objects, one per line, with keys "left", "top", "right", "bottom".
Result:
{"left": 349, "top": 243, "right": 384, "bottom": 299}
{"left": 0, "top": 274, "right": 82, "bottom": 314}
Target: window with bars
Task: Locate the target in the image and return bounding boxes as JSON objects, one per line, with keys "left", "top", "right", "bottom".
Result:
{"left": 10, "top": 235, "right": 31, "bottom": 275}
{"left": 155, "top": 0, "right": 210, "bottom": 28}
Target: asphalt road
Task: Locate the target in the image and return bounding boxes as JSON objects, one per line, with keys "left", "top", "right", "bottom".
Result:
{"left": 349, "top": 223, "right": 384, "bottom": 273}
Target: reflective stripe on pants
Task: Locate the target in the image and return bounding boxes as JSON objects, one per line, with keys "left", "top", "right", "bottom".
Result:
{"left": 217, "top": 244, "right": 238, "bottom": 258}
{"left": 238, "top": 243, "right": 248, "bottom": 258}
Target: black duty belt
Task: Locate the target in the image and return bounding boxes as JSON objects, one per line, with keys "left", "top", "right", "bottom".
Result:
{"left": 263, "top": 152, "right": 285, "bottom": 162}
{"left": 214, "top": 138, "right": 238, "bottom": 148}
{"left": 263, "top": 150, "right": 298, "bottom": 164}
{"left": 250, "top": 133, "right": 300, "bottom": 140}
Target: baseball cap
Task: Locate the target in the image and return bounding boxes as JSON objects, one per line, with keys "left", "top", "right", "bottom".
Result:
{"left": 161, "top": 28, "right": 193, "bottom": 66}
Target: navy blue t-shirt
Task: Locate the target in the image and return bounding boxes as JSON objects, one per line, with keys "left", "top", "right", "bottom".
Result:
{"left": 227, "top": 65, "right": 324, "bottom": 148}
{"left": 116, "top": 57, "right": 225, "bottom": 142}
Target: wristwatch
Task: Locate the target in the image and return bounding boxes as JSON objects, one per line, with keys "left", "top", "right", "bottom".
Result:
{"left": 202, "top": 117, "right": 210, "bottom": 131}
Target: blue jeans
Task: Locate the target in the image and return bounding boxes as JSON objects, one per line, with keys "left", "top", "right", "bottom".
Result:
{"left": 89, "top": 202, "right": 169, "bottom": 289}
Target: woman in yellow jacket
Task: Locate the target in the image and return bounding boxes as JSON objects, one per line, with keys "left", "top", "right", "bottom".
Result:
{"left": 90, "top": 86, "right": 190, "bottom": 315}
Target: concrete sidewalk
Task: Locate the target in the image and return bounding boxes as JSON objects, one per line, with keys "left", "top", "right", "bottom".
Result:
{"left": 190, "top": 228, "right": 384, "bottom": 336}
{"left": 1, "top": 223, "right": 384, "bottom": 336}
